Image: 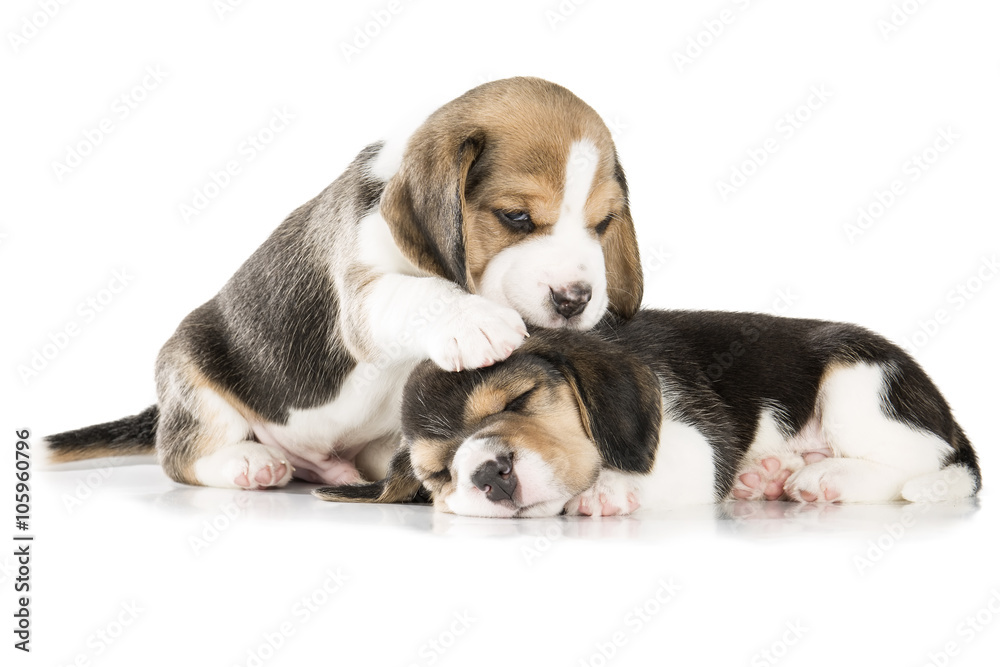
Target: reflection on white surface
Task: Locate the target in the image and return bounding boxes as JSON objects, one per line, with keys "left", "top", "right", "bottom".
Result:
{"left": 58, "top": 463, "right": 982, "bottom": 540}
{"left": 35, "top": 460, "right": 999, "bottom": 667}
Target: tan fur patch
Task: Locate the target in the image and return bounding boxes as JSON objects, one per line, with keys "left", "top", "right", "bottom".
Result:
{"left": 156, "top": 357, "right": 259, "bottom": 485}
{"left": 484, "top": 383, "right": 601, "bottom": 495}
{"left": 380, "top": 77, "right": 639, "bottom": 300}
{"left": 47, "top": 446, "right": 140, "bottom": 464}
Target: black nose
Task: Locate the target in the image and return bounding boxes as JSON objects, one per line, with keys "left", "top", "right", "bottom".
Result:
{"left": 471, "top": 454, "right": 517, "bottom": 502}
{"left": 550, "top": 282, "right": 592, "bottom": 319}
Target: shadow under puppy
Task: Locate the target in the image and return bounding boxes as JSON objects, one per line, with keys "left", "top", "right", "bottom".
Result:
{"left": 314, "top": 310, "right": 981, "bottom": 517}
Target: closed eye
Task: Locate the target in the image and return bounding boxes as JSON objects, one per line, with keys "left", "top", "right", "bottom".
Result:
{"left": 595, "top": 213, "right": 614, "bottom": 236}
{"left": 504, "top": 387, "right": 536, "bottom": 413}
{"left": 495, "top": 210, "right": 535, "bottom": 233}
{"left": 427, "top": 469, "right": 452, "bottom": 483}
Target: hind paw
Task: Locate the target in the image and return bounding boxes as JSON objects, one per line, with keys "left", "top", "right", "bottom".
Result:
{"left": 731, "top": 456, "right": 801, "bottom": 501}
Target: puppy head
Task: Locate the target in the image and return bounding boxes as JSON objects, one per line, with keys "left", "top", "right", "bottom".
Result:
{"left": 380, "top": 77, "right": 643, "bottom": 331}
{"left": 313, "top": 329, "right": 663, "bottom": 517}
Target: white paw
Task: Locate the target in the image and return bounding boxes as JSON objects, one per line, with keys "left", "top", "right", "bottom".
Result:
{"left": 193, "top": 441, "right": 295, "bottom": 490}
{"left": 784, "top": 458, "right": 846, "bottom": 503}
{"left": 426, "top": 295, "right": 528, "bottom": 371}
{"left": 785, "top": 457, "right": 912, "bottom": 503}
{"left": 564, "top": 469, "right": 642, "bottom": 517}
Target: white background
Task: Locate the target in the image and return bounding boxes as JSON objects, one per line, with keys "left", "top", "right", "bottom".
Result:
{"left": 3, "top": 1, "right": 1000, "bottom": 665}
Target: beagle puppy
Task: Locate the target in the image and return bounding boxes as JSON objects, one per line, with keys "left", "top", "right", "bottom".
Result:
{"left": 43, "top": 77, "right": 643, "bottom": 489}
{"left": 314, "top": 310, "right": 982, "bottom": 517}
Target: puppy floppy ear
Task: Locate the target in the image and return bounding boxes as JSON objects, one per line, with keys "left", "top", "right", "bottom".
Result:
{"left": 603, "top": 156, "right": 643, "bottom": 319}
{"left": 312, "top": 447, "right": 428, "bottom": 505}
{"left": 380, "top": 130, "right": 486, "bottom": 291}
{"left": 527, "top": 331, "right": 661, "bottom": 473}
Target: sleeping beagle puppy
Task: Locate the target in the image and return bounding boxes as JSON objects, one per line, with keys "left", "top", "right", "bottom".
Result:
{"left": 43, "top": 77, "right": 643, "bottom": 489}
{"left": 314, "top": 310, "right": 982, "bottom": 517}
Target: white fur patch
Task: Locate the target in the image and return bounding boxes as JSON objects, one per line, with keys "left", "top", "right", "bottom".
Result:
{"left": 193, "top": 441, "right": 292, "bottom": 489}
{"left": 357, "top": 209, "right": 422, "bottom": 276}
{"left": 477, "top": 140, "right": 608, "bottom": 330}
{"left": 365, "top": 273, "right": 527, "bottom": 371}
{"left": 443, "top": 439, "right": 564, "bottom": 518}
{"left": 642, "top": 419, "right": 717, "bottom": 508}
{"left": 736, "top": 363, "right": 955, "bottom": 503}
{"left": 249, "top": 361, "right": 414, "bottom": 483}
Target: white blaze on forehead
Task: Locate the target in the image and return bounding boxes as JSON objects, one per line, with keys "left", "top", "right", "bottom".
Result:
{"left": 473, "top": 138, "right": 609, "bottom": 331}
{"left": 559, "top": 139, "right": 601, "bottom": 227}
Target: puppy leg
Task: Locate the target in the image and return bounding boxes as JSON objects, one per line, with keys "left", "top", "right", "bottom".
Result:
{"left": 785, "top": 363, "right": 950, "bottom": 503}
{"left": 564, "top": 468, "right": 642, "bottom": 517}
{"left": 156, "top": 355, "right": 294, "bottom": 490}
{"left": 365, "top": 274, "right": 529, "bottom": 371}
{"left": 785, "top": 458, "right": 904, "bottom": 502}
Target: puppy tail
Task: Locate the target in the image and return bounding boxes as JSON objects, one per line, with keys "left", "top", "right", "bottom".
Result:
{"left": 313, "top": 447, "right": 427, "bottom": 505}
{"left": 43, "top": 405, "right": 159, "bottom": 464}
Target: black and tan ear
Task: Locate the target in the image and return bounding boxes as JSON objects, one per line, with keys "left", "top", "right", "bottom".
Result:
{"left": 603, "top": 156, "right": 643, "bottom": 319}
{"left": 312, "top": 447, "right": 428, "bottom": 505}
{"left": 380, "top": 129, "right": 486, "bottom": 291}
{"left": 527, "top": 331, "right": 661, "bottom": 474}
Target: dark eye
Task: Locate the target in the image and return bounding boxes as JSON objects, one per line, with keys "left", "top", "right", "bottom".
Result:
{"left": 495, "top": 210, "right": 535, "bottom": 233}
{"left": 595, "top": 214, "right": 614, "bottom": 236}
{"left": 504, "top": 387, "right": 535, "bottom": 413}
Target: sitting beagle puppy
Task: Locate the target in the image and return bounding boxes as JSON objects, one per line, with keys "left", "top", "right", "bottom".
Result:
{"left": 314, "top": 310, "right": 982, "bottom": 517}
{"left": 43, "top": 77, "right": 643, "bottom": 489}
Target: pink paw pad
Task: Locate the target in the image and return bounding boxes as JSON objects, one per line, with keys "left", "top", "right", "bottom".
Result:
{"left": 576, "top": 491, "right": 640, "bottom": 517}
{"left": 732, "top": 457, "right": 793, "bottom": 501}
{"left": 235, "top": 459, "right": 291, "bottom": 490}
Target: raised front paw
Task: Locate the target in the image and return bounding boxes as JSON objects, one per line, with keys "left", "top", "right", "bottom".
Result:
{"left": 565, "top": 469, "right": 642, "bottom": 517}
{"left": 427, "top": 295, "right": 528, "bottom": 371}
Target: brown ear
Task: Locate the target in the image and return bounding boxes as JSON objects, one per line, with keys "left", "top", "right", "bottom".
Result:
{"left": 603, "top": 156, "right": 643, "bottom": 319}
{"left": 525, "top": 331, "right": 661, "bottom": 474}
{"left": 380, "top": 131, "right": 486, "bottom": 291}
{"left": 312, "top": 447, "right": 427, "bottom": 505}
